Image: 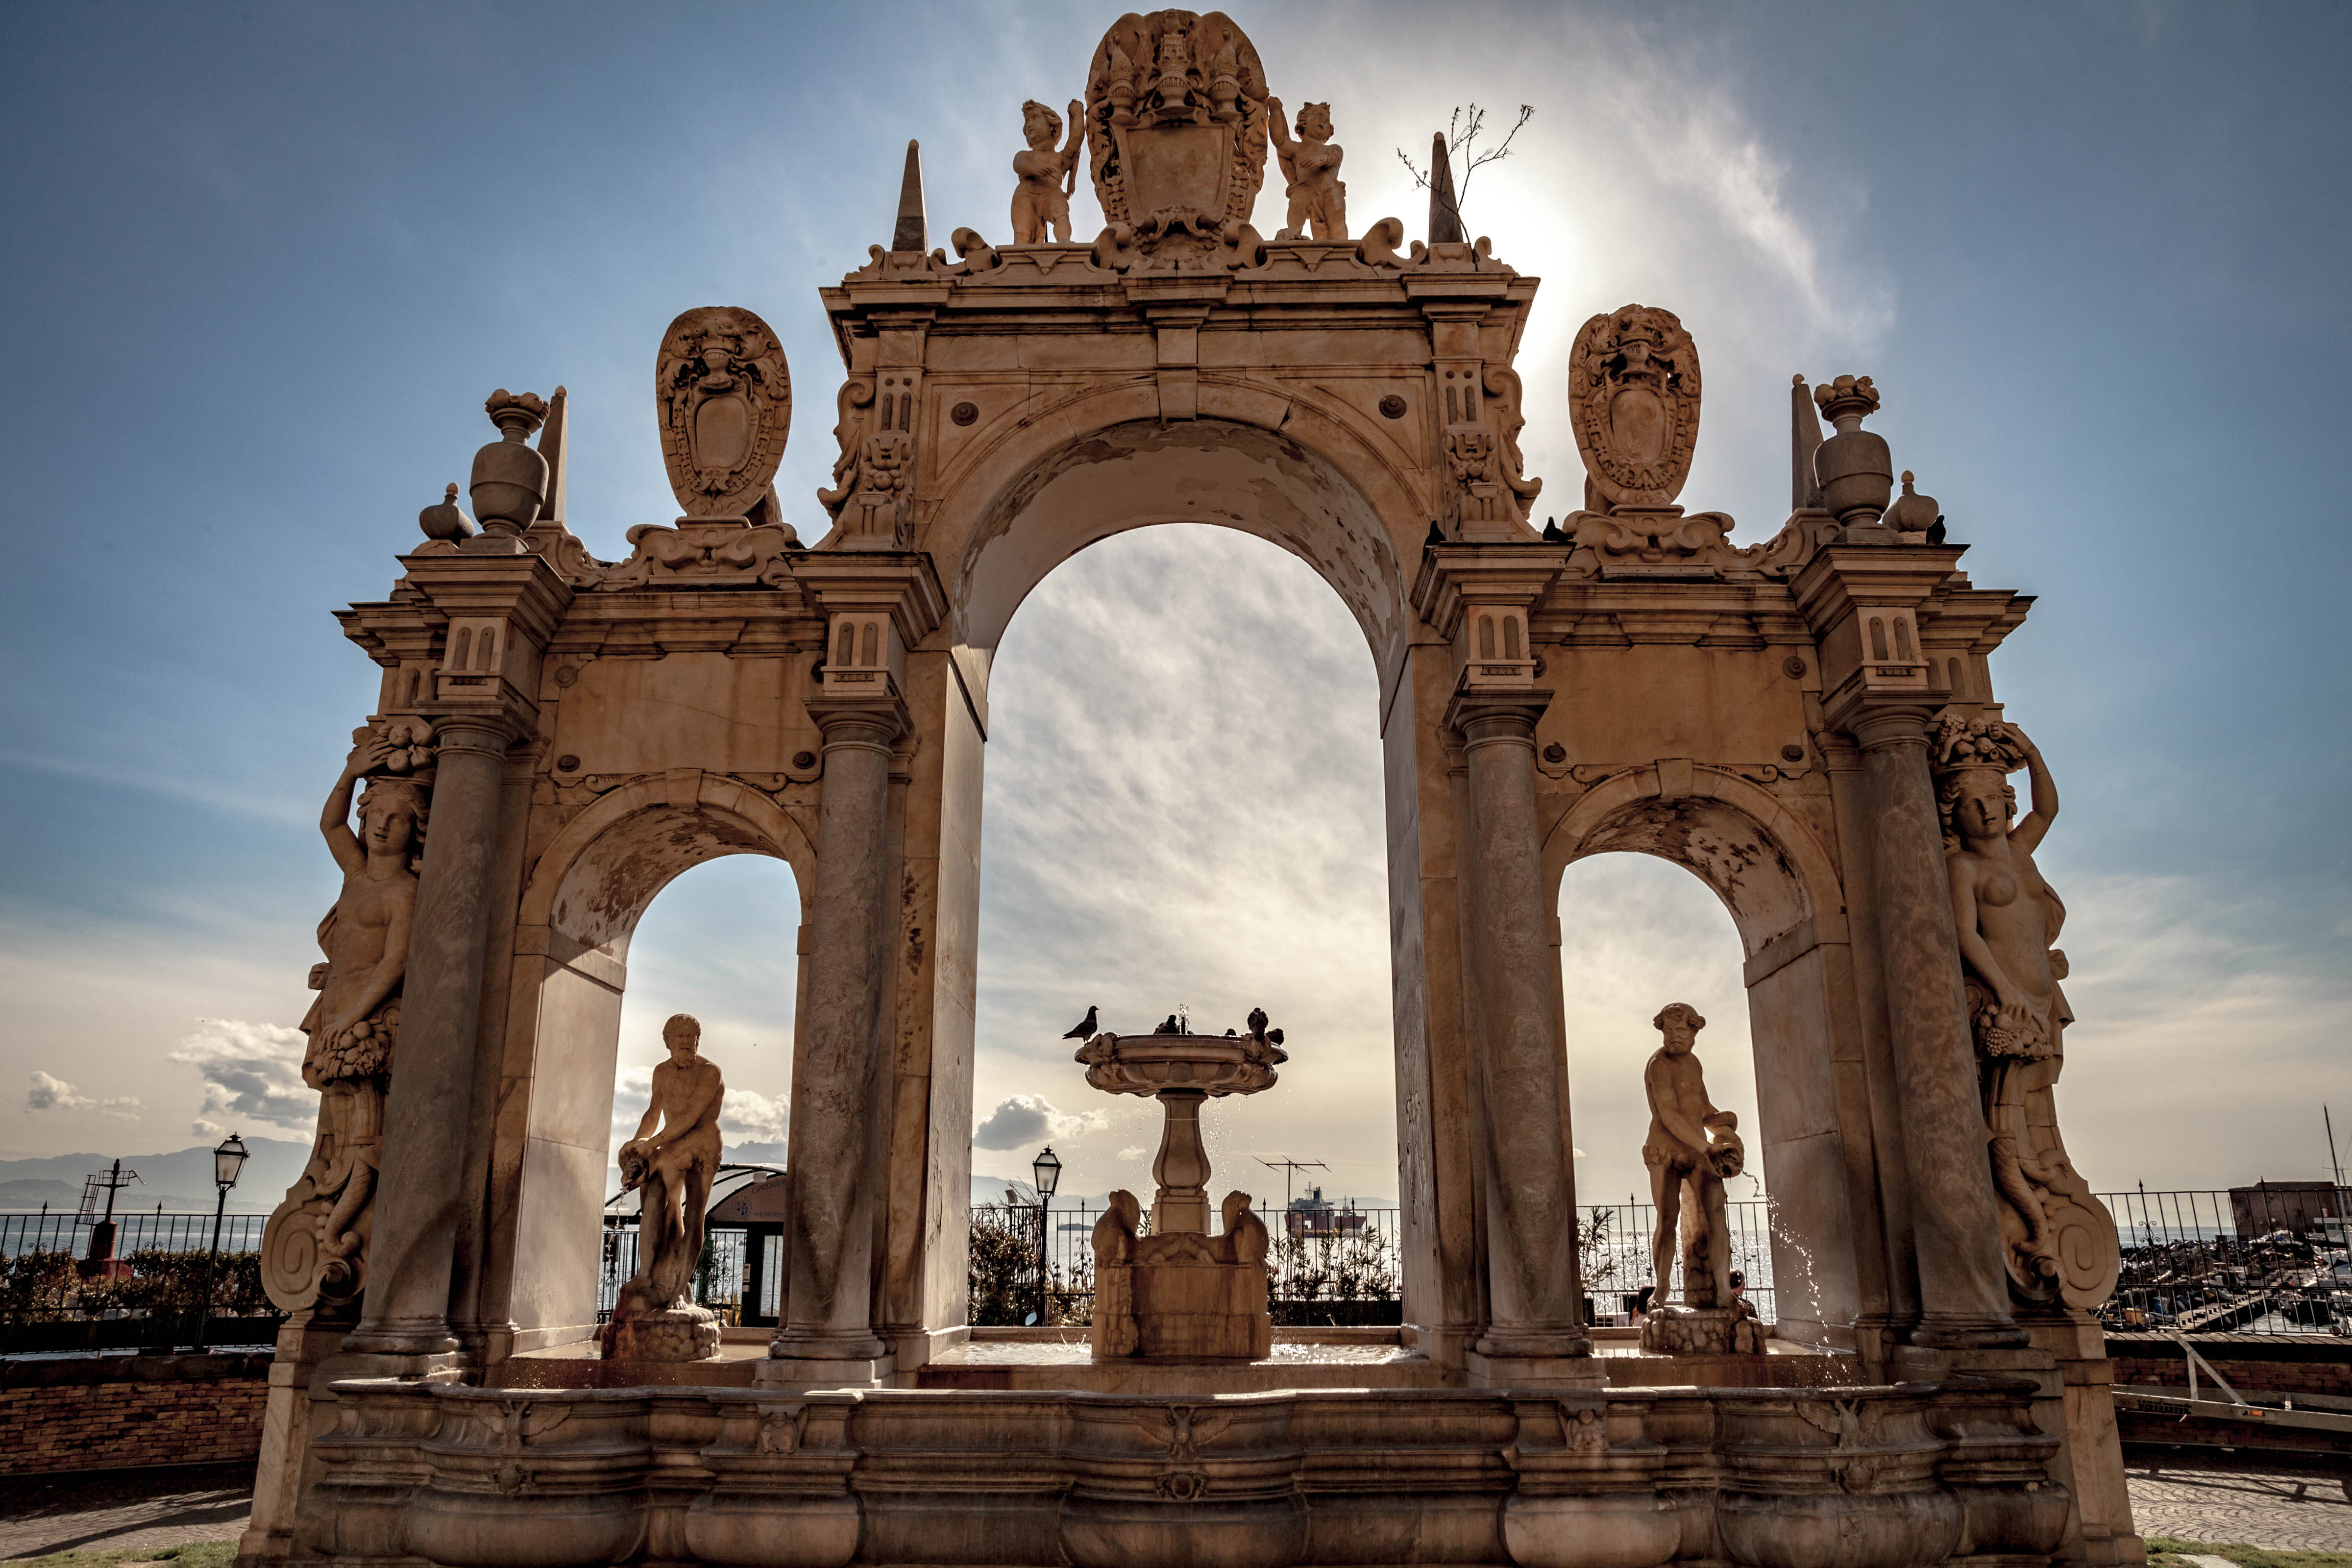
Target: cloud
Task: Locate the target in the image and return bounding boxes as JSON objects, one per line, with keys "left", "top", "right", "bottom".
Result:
{"left": 721, "top": 1087, "right": 789, "bottom": 1145}
{"left": 1117, "top": 1146, "right": 1148, "bottom": 1162}
{"left": 169, "top": 1017, "right": 316, "bottom": 1131}
{"left": 972, "top": 1094, "right": 1107, "bottom": 1152}
{"left": 24, "top": 1071, "right": 141, "bottom": 1119}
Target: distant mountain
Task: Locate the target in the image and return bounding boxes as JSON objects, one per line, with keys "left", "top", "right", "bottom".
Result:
{"left": 0, "top": 1138, "right": 311, "bottom": 1215}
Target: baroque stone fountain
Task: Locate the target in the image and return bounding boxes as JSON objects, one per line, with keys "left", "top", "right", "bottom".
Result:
{"left": 1075, "top": 1014, "right": 1285, "bottom": 1360}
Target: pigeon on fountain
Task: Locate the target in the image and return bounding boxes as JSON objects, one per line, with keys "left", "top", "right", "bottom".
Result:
{"left": 1267, "top": 1028, "right": 1284, "bottom": 1047}
{"left": 1062, "top": 1004, "right": 1099, "bottom": 1040}
{"left": 1247, "top": 1007, "right": 1269, "bottom": 1040}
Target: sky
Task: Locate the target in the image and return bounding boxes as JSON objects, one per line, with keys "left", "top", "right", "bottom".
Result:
{"left": 1, "top": 2, "right": 2346, "bottom": 1221}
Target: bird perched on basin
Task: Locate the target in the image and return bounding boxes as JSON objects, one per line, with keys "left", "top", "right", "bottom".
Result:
{"left": 1268, "top": 1028, "right": 1284, "bottom": 1047}
{"left": 1247, "top": 1007, "right": 1269, "bottom": 1040}
{"left": 1062, "top": 1004, "right": 1098, "bottom": 1040}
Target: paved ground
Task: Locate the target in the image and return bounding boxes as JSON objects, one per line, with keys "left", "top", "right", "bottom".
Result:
{"left": 2128, "top": 1457, "right": 2352, "bottom": 1552}
{"left": 1, "top": 1455, "right": 2346, "bottom": 1560}
{"left": 0, "top": 1464, "right": 252, "bottom": 1560}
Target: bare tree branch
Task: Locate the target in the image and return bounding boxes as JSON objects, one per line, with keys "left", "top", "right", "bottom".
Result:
{"left": 1396, "top": 102, "right": 1535, "bottom": 233}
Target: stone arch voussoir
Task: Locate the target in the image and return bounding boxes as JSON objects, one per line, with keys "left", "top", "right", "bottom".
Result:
{"left": 518, "top": 772, "right": 816, "bottom": 956}
{"left": 1543, "top": 766, "right": 1843, "bottom": 956}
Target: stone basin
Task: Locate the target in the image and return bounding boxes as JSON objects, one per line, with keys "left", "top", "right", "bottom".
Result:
{"left": 1076, "top": 1030, "right": 1287, "bottom": 1097}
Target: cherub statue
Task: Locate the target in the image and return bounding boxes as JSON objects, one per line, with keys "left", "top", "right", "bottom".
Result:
{"left": 1642, "top": 1002, "right": 1744, "bottom": 1309}
{"left": 604, "top": 1013, "right": 726, "bottom": 1358}
{"left": 1011, "top": 98, "right": 1087, "bottom": 244}
{"left": 1937, "top": 716, "right": 2068, "bottom": 1288}
{"left": 1265, "top": 97, "right": 1347, "bottom": 241}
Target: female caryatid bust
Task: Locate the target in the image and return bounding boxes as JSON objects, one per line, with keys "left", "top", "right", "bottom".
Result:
{"left": 1011, "top": 98, "right": 1087, "bottom": 244}
{"left": 1265, "top": 97, "right": 1347, "bottom": 241}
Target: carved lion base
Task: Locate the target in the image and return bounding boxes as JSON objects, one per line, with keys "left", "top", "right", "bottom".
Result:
{"left": 600, "top": 1304, "right": 721, "bottom": 1363}
{"left": 1639, "top": 1304, "right": 1765, "bottom": 1356}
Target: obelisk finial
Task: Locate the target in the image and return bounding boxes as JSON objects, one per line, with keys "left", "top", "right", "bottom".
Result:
{"left": 1427, "top": 131, "right": 1464, "bottom": 245}
{"left": 1790, "top": 375, "right": 1824, "bottom": 511}
{"left": 892, "top": 139, "right": 928, "bottom": 253}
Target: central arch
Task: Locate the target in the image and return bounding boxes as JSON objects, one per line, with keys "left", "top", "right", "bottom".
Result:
{"left": 912, "top": 403, "right": 1465, "bottom": 1346}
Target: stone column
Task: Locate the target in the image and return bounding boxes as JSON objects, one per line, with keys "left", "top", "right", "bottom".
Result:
{"left": 767, "top": 691, "right": 904, "bottom": 1384}
{"left": 343, "top": 713, "right": 517, "bottom": 1360}
{"left": 1850, "top": 707, "right": 2024, "bottom": 1348}
{"left": 1453, "top": 693, "right": 1590, "bottom": 1369}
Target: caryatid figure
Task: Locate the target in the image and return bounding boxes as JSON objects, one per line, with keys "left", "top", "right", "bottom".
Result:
{"left": 608, "top": 1013, "right": 727, "bottom": 1349}
{"left": 1265, "top": 97, "right": 1347, "bottom": 241}
{"left": 1642, "top": 1002, "right": 1745, "bottom": 1309}
{"left": 1937, "top": 716, "right": 2069, "bottom": 1288}
{"left": 260, "top": 721, "right": 432, "bottom": 1313}
{"left": 1011, "top": 98, "right": 1086, "bottom": 244}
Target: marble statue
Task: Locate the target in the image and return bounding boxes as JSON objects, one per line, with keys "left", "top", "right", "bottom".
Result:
{"left": 1011, "top": 98, "right": 1087, "bottom": 244}
{"left": 1642, "top": 1003, "right": 1743, "bottom": 1311}
{"left": 1935, "top": 713, "right": 2120, "bottom": 1308}
{"left": 1266, "top": 97, "right": 1346, "bottom": 240}
{"left": 602, "top": 1013, "right": 726, "bottom": 1361}
{"left": 260, "top": 721, "right": 432, "bottom": 1314}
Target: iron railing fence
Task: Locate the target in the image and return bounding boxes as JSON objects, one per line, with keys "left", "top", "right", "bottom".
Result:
{"left": 2098, "top": 1186, "right": 2349, "bottom": 1336}
{"left": 0, "top": 1209, "right": 271, "bottom": 1259}
{"left": 22, "top": 1188, "right": 2341, "bottom": 1341}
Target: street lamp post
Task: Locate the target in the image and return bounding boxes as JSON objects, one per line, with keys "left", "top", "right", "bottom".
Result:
{"left": 1031, "top": 1146, "right": 1062, "bottom": 1326}
{"left": 193, "top": 1133, "right": 249, "bottom": 1352}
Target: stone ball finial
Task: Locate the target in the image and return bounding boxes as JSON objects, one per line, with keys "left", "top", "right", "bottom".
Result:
{"left": 418, "top": 481, "right": 476, "bottom": 543}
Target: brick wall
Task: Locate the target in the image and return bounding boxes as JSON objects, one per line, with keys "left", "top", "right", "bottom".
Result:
{"left": 0, "top": 1352, "right": 270, "bottom": 1474}
{"left": 2107, "top": 1333, "right": 2352, "bottom": 1398}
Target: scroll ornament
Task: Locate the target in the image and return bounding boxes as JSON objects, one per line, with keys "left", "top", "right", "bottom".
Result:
{"left": 1569, "top": 305, "right": 1702, "bottom": 511}
{"left": 1933, "top": 712, "right": 2119, "bottom": 1310}
{"left": 261, "top": 718, "right": 435, "bottom": 1315}
{"left": 656, "top": 307, "right": 791, "bottom": 518}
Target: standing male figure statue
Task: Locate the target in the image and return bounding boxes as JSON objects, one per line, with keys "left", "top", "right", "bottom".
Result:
{"left": 602, "top": 1012, "right": 726, "bottom": 1361}
{"left": 1640, "top": 1003, "right": 1753, "bottom": 1353}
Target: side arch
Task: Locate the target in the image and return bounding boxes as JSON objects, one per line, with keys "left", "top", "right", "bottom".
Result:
{"left": 491, "top": 772, "right": 813, "bottom": 1345}
{"left": 1543, "top": 766, "right": 1870, "bottom": 1348}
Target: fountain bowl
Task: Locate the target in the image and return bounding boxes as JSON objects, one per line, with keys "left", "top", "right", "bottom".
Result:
{"left": 1075, "top": 1031, "right": 1286, "bottom": 1098}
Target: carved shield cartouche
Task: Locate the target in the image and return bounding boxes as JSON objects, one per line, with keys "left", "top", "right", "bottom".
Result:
{"left": 1568, "top": 304, "right": 1702, "bottom": 510}
{"left": 656, "top": 306, "right": 791, "bottom": 517}
{"left": 1084, "top": 10, "right": 1268, "bottom": 231}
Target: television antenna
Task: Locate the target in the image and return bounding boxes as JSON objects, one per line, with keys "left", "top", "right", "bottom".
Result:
{"left": 1253, "top": 1154, "right": 1327, "bottom": 1212}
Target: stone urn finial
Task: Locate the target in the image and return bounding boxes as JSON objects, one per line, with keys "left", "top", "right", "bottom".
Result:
{"left": 1810, "top": 375, "right": 1891, "bottom": 527}
{"left": 469, "top": 389, "right": 551, "bottom": 536}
